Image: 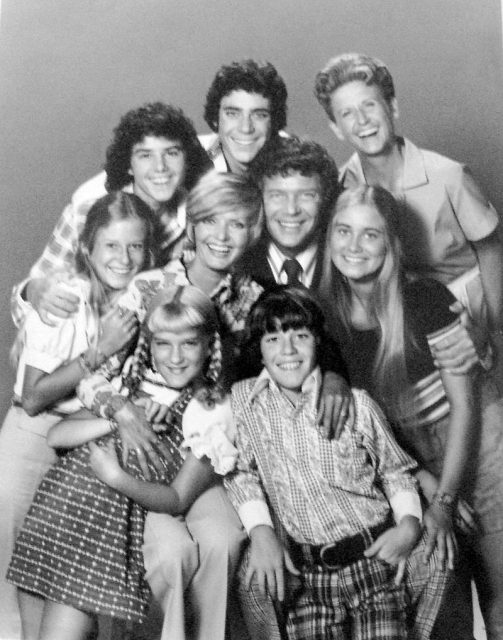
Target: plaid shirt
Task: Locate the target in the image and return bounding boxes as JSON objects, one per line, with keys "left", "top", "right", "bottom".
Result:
{"left": 225, "top": 368, "right": 420, "bottom": 545}
{"left": 77, "top": 258, "right": 263, "bottom": 418}
{"left": 199, "top": 133, "right": 229, "bottom": 172}
{"left": 10, "top": 173, "right": 187, "bottom": 328}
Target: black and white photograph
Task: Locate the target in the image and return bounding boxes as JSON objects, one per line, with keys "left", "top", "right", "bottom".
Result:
{"left": 0, "top": 2, "right": 502, "bottom": 639}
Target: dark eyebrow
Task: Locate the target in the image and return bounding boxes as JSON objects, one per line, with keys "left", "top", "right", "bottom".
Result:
{"left": 133, "top": 143, "right": 182, "bottom": 153}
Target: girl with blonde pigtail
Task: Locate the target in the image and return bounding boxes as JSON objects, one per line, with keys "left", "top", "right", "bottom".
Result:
{"left": 7, "top": 285, "right": 238, "bottom": 640}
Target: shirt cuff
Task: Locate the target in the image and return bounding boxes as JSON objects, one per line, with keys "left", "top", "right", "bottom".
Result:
{"left": 389, "top": 490, "right": 423, "bottom": 524}
{"left": 23, "top": 349, "right": 62, "bottom": 373}
{"left": 238, "top": 500, "right": 274, "bottom": 535}
{"left": 14, "top": 278, "right": 34, "bottom": 323}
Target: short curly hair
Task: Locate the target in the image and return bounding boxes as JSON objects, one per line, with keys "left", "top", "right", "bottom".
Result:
{"left": 314, "top": 53, "right": 395, "bottom": 122}
{"left": 204, "top": 60, "right": 288, "bottom": 135}
{"left": 250, "top": 135, "right": 339, "bottom": 219}
{"left": 105, "top": 102, "right": 212, "bottom": 192}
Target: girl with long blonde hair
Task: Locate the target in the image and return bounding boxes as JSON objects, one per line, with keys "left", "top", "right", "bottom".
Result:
{"left": 319, "top": 184, "right": 503, "bottom": 638}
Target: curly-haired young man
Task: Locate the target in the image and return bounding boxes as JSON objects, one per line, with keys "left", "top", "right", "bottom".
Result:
{"left": 200, "top": 59, "right": 288, "bottom": 175}
{"left": 11, "top": 102, "right": 212, "bottom": 328}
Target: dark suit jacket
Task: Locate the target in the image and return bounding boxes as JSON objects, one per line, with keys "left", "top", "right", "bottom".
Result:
{"left": 235, "top": 237, "right": 325, "bottom": 291}
{"left": 234, "top": 236, "right": 348, "bottom": 380}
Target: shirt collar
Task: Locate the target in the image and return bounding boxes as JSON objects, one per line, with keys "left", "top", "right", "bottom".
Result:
{"left": 206, "top": 136, "right": 231, "bottom": 173}
{"left": 249, "top": 365, "right": 322, "bottom": 412}
{"left": 267, "top": 242, "right": 318, "bottom": 285}
{"left": 400, "top": 137, "right": 428, "bottom": 189}
{"left": 176, "top": 200, "right": 187, "bottom": 228}
{"left": 211, "top": 271, "right": 233, "bottom": 299}
{"left": 342, "top": 137, "right": 428, "bottom": 191}
{"left": 341, "top": 152, "right": 366, "bottom": 188}
{"left": 164, "top": 258, "right": 233, "bottom": 299}
{"left": 123, "top": 182, "right": 187, "bottom": 227}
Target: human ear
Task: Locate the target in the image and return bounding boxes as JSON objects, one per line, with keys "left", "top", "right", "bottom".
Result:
{"left": 390, "top": 97, "right": 399, "bottom": 120}
{"left": 329, "top": 120, "right": 346, "bottom": 142}
{"left": 186, "top": 223, "right": 195, "bottom": 246}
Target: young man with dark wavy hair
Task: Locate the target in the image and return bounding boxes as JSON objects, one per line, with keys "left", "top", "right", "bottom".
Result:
{"left": 200, "top": 59, "right": 288, "bottom": 175}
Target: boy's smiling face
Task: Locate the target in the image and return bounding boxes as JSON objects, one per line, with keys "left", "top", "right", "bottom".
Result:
{"left": 260, "top": 326, "right": 317, "bottom": 401}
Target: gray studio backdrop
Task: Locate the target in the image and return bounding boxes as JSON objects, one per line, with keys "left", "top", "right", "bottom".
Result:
{"left": 1, "top": 0, "right": 502, "bottom": 413}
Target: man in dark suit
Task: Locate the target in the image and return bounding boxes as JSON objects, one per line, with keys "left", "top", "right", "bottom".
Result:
{"left": 237, "top": 135, "right": 339, "bottom": 290}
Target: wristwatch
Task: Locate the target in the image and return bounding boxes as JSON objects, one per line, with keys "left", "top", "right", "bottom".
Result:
{"left": 432, "top": 491, "right": 456, "bottom": 512}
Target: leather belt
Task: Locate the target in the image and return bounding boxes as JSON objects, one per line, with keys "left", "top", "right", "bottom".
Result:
{"left": 289, "top": 519, "right": 390, "bottom": 571}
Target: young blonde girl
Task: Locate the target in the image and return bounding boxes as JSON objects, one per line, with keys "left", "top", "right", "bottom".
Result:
{"left": 0, "top": 191, "right": 156, "bottom": 639}
{"left": 8, "top": 285, "right": 237, "bottom": 640}
{"left": 319, "top": 185, "right": 503, "bottom": 638}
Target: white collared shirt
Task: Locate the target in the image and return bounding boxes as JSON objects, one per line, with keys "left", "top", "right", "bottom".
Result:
{"left": 267, "top": 242, "right": 318, "bottom": 287}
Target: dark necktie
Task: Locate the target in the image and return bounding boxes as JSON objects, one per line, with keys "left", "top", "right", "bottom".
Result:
{"left": 282, "top": 258, "right": 302, "bottom": 285}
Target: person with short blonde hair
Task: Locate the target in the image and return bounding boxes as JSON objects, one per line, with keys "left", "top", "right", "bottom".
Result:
{"left": 314, "top": 53, "right": 502, "bottom": 366}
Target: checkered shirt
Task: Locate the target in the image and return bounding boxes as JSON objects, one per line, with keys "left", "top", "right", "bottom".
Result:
{"left": 225, "top": 369, "right": 419, "bottom": 545}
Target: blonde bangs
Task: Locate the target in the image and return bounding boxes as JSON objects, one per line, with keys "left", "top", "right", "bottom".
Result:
{"left": 147, "top": 304, "right": 207, "bottom": 336}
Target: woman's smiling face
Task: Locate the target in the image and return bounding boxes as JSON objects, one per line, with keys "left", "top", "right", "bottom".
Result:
{"left": 192, "top": 208, "right": 254, "bottom": 274}
{"left": 330, "top": 203, "right": 387, "bottom": 283}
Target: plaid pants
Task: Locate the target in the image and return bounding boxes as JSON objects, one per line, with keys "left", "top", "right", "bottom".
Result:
{"left": 286, "top": 556, "right": 406, "bottom": 640}
{"left": 238, "top": 532, "right": 448, "bottom": 640}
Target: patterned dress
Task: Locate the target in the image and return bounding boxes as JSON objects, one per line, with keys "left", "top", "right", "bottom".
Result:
{"left": 7, "top": 388, "right": 192, "bottom": 623}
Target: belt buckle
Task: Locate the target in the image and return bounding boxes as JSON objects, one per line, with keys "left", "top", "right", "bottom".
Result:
{"left": 319, "top": 542, "right": 342, "bottom": 570}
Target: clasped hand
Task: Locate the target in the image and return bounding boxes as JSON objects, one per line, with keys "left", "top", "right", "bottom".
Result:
{"left": 113, "top": 398, "right": 173, "bottom": 480}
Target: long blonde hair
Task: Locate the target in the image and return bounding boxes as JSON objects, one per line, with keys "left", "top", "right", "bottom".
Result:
{"left": 10, "top": 192, "right": 157, "bottom": 369}
{"left": 319, "top": 185, "right": 414, "bottom": 419}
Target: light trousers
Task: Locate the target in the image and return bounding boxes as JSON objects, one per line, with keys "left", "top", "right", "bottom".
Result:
{"left": 0, "top": 405, "right": 59, "bottom": 640}
{"left": 142, "top": 483, "right": 247, "bottom": 640}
